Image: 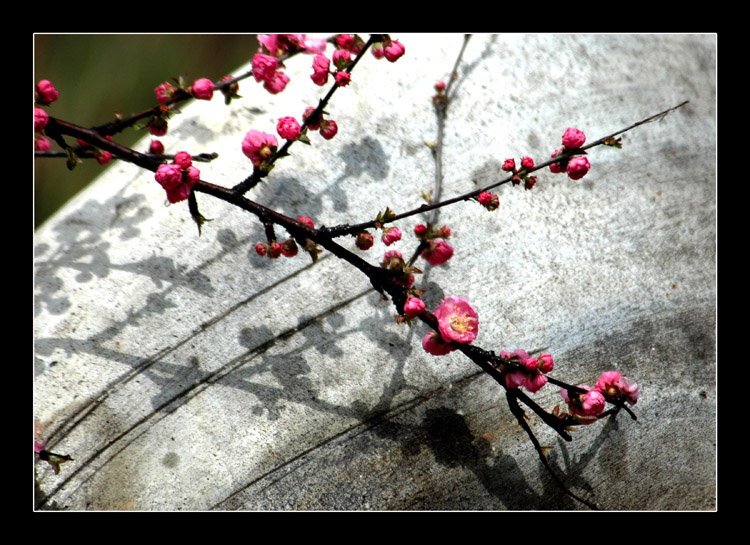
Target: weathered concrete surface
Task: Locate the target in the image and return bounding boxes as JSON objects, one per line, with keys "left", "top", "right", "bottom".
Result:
{"left": 34, "top": 34, "right": 716, "bottom": 510}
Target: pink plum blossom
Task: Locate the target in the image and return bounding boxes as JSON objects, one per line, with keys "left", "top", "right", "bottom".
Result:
{"left": 174, "top": 151, "right": 192, "bottom": 170}
{"left": 567, "top": 156, "right": 591, "bottom": 180}
{"left": 421, "top": 239, "right": 454, "bottom": 266}
{"left": 277, "top": 116, "right": 301, "bottom": 141}
{"left": 36, "top": 80, "right": 59, "bottom": 104}
{"left": 154, "top": 82, "right": 177, "bottom": 104}
{"left": 320, "top": 119, "right": 338, "bottom": 140}
{"left": 35, "top": 136, "right": 51, "bottom": 151}
{"left": 154, "top": 163, "right": 199, "bottom": 203}
{"left": 264, "top": 71, "right": 290, "bottom": 94}
{"left": 549, "top": 148, "right": 565, "bottom": 173}
{"left": 595, "top": 371, "right": 640, "bottom": 405}
{"left": 403, "top": 296, "right": 426, "bottom": 318}
{"left": 499, "top": 349, "right": 553, "bottom": 393}
{"left": 561, "top": 385, "right": 606, "bottom": 423}
{"left": 149, "top": 140, "right": 164, "bottom": 155}
{"left": 422, "top": 331, "right": 457, "bottom": 356}
{"left": 382, "top": 227, "right": 402, "bottom": 246}
{"left": 34, "top": 107, "right": 49, "bottom": 132}
{"left": 335, "top": 71, "right": 351, "bottom": 87}
{"left": 433, "top": 296, "right": 478, "bottom": 344}
{"left": 191, "top": 78, "right": 215, "bottom": 100}
{"left": 562, "top": 127, "right": 586, "bottom": 149}
{"left": 252, "top": 54, "right": 279, "bottom": 83}
{"left": 242, "top": 130, "right": 278, "bottom": 167}
{"left": 356, "top": 232, "right": 374, "bottom": 250}
{"left": 384, "top": 40, "right": 405, "bottom": 62}
{"left": 311, "top": 54, "right": 330, "bottom": 86}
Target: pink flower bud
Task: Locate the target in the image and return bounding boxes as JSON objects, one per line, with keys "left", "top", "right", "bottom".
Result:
{"left": 414, "top": 224, "right": 427, "bottom": 238}
{"left": 422, "top": 331, "right": 456, "bottom": 356}
{"left": 433, "top": 295, "right": 478, "bottom": 344}
{"left": 36, "top": 80, "right": 59, "bottom": 104}
{"left": 35, "top": 136, "right": 52, "bottom": 151}
{"left": 277, "top": 116, "right": 301, "bottom": 141}
{"left": 311, "top": 54, "right": 330, "bottom": 86}
{"left": 303, "top": 106, "right": 321, "bottom": 130}
{"left": 538, "top": 354, "right": 554, "bottom": 373}
{"left": 403, "top": 296, "right": 426, "bottom": 318}
{"left": 269, "top": 242, "right": 284, "bottom": 258}
{"left": 335, "top": 70, "right": 351, "bottom": 87}
{"left": 356, "top": 232, "right": 374, "bottom": 250}
{"left": 562, "top": 127, "right": 586, "bottom": 149}
{"left": 437, "top": 225, "right": 451, "bottom": 238}
{"left": 149, "top": 140, "right": 164, "bottom": 155}
{"left": 549, "top": 148, "right": 565, "bottom": 173}
{"left": 478, "top": 191, "right": 499, "bottom": 211}
{"left": 252, "top": 53, "right": 279, "bottom": 83}
{"left": 149, "top": 117, "right": 168, "bottom": 136}
{"left": 154, "top": 163, "right": 182, "bottom": 190}
{"left": 242, "top": 130, "right": 278, "bottom": 167}
{"left": 34, "top": 107, "right": 49, "bottom": 133}
{"left": 524, "top": 176, "right": 537, "bottom": 191}
{"left": 255, "top": 243, "right": 268, "bottom": 256}
{"left": 382, "top": 227, "right": 402, "bottom": 246}
{"left": 191, "top": 78, "right": 215, "bottom": 100}
{"left": 336, "top": 34, "right": 354, "bottom": 50}
{"left": 561, "top": 385, "right": 606, "bottom": 423}
{"left": 566, "top": 156, "right": 591, "bottom": 180}
{"left": 264, "top": 71, "right": 290, "bottom": 94}
{"left": 524, "top": 357, "right": 539, "bottom": 372}
{"left": 421, "top": 239, "right": 454, "bottom": 266}
{"left": 384, "top": 40, "right": 405, "bottom": 62}
{"left": 524, "top": 373, "right": 548, "bottom": 393}
{"left": 297, "top": 216, "right": 315, "bottom": 228}
{"left": 154, "top": 82, "right": 177, "bottom": 104}
{"left": 320, "top": 119, "right": 338, "bottom": 140}
{"left": 174, "top": 151, "right": 192, "bottom": 170}
{"left": 281, "top": 239, "right": 298, "bottom": 257}
{"left": 521, "top": 156, "right": 534, "bottom": 170}
{"left": 434, "top": 81, "right": 446, "bottom": 92}
{"left": 95, "top": 150, "right": 112, "bottom": 166}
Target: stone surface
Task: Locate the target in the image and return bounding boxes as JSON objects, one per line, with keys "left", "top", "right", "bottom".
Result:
{"left": 34, "top": 34, "right": 716, "bottom": 510}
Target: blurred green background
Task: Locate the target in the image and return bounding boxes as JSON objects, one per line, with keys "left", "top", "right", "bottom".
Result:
{"left": 34, "top": 34, "right": 259, "bottom": 229}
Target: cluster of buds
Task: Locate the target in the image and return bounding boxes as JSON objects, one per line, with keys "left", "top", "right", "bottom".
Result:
{"left": 559, "top": 370, "right": 639, "bottom": 424}
{"left": 255, "top": 216, "right": 320, "bottom": 262}
{"left": 414, "top": 223, "right": 454, "bottom": 266}
{"left": 303, "top": 106, "right": 338, "bottom": 140}
{"left": 76, "top": 136, "right": 113, "bottom": 166}
{"left": 500, "top": 349, "right": 555, "bottom": 393}
{"left": 153, "top": 151, "right": 200, "bottom": 203}
{"left": 380, "top": 250, "right": 419, "bottom": 289}
{"left": 548, "top": 127, "right": 592, "bottom": 180}
{"left": 253, "top": 34, "right": 327, "bottom": 96}
{"left": 502, "top": 156, "right": 538, "bottom": 190}
{"left": 371, "top": 36, "right": 406, "bottom": 63}
{"left": 34, "top": 80, "right": 59, "bottom": 151}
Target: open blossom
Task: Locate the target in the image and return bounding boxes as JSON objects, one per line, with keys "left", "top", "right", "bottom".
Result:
{"left": 382, "top": 227, "right": 402, "bottom": 246}
{"left": 242, "top": 130, "right": 278, "bottom": 167}
{"left": 277, "top": 116, "right": 301, "bottom": 141}
{"left": 422, "top": 331, "right": 457, "bottom": 356}
{"left": 421, "top": 239, "right": 454, "bottom": 266}
{"left": 36, "top": 80, "right": 59, "bottom": 104}
{"left": 433, "top": 295, "right": 478, "bottom": 344}
{"left": 567, "top": 156, "right": 591, "bottom": 180}
{"left": 191, "top": 78, "right": 214, "bottom": 100}
{"left": 562, "top": 127, "right": 586, "bottom": 149}
{"left": 595, "top": 371, "right": 639, "bottom": 404}
{"left": 403, "top": 296, "right": 426, "bottom": 318}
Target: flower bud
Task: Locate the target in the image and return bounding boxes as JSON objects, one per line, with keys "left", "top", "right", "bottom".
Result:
{"left": 566, "top": 156, "right": 591, "bottom": 180}
{"left": 562, "top": 127, "right": 586, "bottom": 149}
